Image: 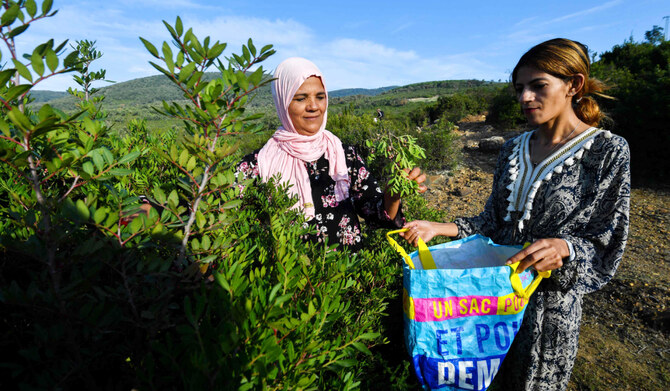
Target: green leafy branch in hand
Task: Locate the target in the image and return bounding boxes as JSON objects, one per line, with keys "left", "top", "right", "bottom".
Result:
{"left": 365, "top": 127, "right": 426, "bottom": 198}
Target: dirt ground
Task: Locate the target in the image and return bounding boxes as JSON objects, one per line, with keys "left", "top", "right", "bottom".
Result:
{"left": 420, "top": 118, "right": 670, "bottom": 390}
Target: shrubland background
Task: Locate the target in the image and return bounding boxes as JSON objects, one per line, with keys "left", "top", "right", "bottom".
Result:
{"left": 0, "top": 1, "right": 667, "bottom": 389}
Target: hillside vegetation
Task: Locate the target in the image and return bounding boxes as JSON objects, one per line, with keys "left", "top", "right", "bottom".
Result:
{"left": 1, "top": 2, "right": 667, "bottom": 389}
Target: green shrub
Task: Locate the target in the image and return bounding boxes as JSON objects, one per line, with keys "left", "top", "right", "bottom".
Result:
{"left": 487, "top": 85, "right": 525, "bottom": 129}
{"left": 0, "top": 5, "right": 451, "bottom": 389}
{"left": 591, "top": 33, "right": 670, "bottom": 184}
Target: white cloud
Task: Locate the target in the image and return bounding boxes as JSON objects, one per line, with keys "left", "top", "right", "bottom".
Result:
{"left": 548, "top": 0, "right": 622, "bottom": 24}
{"left": 12, "top": 3, "right": 507, "bottom": 91}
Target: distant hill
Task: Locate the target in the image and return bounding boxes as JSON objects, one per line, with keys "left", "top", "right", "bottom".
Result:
{"left": 30, "top": 74, "right": 400, "bottom": 109}
{"left": 30, "top": 90, "right": 68, "bottom": 103}
{"left": 328, "top": 86, "right": 398, "bottom": 98}
{"left": 27, "top": 74, "right": 505, "bottom": 131}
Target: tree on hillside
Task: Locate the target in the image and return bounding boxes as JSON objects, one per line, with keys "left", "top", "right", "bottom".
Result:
{"left": 591, "top": 26, "right": 670, "bottom": 185}
{"left": 644, "top": 25, "right": 664, "bottom": 45}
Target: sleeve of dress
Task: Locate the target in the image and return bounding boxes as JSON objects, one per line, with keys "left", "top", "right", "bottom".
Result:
{"left": 453, "top": 140, "right": 513, "bottom": 239}
{"left": 553, "top": 136, "right": 631, "bottom": 294}
{"left": 345, "top": 145, "right": 405, "bottom": 229}
{"left": 233, "top": 151, "right": 261, "bottom": 192}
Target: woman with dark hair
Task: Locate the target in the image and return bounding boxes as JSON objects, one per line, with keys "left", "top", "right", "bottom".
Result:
{"left": 236, "top": 57, "right": 426, "bottom": 252}
{"left": 402, "top": 38, "right": 630, "bottom": 390}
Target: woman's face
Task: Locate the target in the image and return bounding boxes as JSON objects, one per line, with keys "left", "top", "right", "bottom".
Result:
{"left": 514, "top": 66, "right": 574, "bottom": 126}
{"left": 288, "top": 76, "right": 327, "bottom": 136}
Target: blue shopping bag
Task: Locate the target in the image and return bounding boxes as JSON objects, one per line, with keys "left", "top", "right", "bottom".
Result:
{"left": 386, "top": 231, "right": 549, "bottom": 391}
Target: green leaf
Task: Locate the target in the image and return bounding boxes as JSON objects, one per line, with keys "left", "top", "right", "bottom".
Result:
{"left": 128, "top": 216, "right": 143, "bottom": 233}
{"left": 108, "top": 168, "right": 134, "bottom": 176}
{"left": 334, "top": 359, "right": 357, "bottom": 368}
{"left": 118, "top": 151, "right": 141, "bottom": 165}
{"left": 0, "top": 117, "right": 10, "bottom": 137}
{"left": 45, "top": 49, "right": 58, "bottom": 73}
{"left": 178, "top": 62, "right": 196, "bottom": 83}
{"left": 196, "top": 211, "right": 206, "bottom": 229}
{"left": 93, "top": 208, "right": 106, "bottom": 224}
{"left": 242, "top": 45, "right": 250, "bottom": 63}
{"left": 25, "top": 0, "right": 37, "bottom": 18}
{"left": 358, "top": 332, "right": 379, "bottom": 340}
{"left": 208, "top": 43, "right": 226, "bottom": 59}
{"left": 75, "top": 199, "right": 90, "bottom": 221}
{"left": 248, "top": 38, "right": 256, "bottom": 57}
{"left": 248, "top": 67, "right": 263, "bottom": 86}
{"left": 11, "top": 60, "right": 32, "bottom": 83}
{"left": 30, "top": 51, "right": 44, "bottom": 76}
{"left": 139, "top": 37, "right": 159, "bottom": 58}
{"left": 82, "top": 161, "right": 94, "bottom": 176}
{"left": 186, "top": 156, "right": 196, "bottom": 171}
{"left": 163, "top": 20, "right": 180, "bottom": 42}
{"left": 42, "top": 0, "right": 53, "bottom": 15}
{"left": 352, "top": 342, "right": 372, "bottom": 356}
{"left": 167, "top": 190, "right": 179, "bottom": 208}
{"left": 63, "top": 50, "right": 79, "bottom": 67}
{"left": 175, "top": 16, "right": 183, "bottom": 36}
{"left": 153, "top": 186, "right": 166, "bottom": 204}
{"left": 7, "top": 107, "right": 33, "bottom": 130}
{"left": 1, "top": 3, "right": 19, "bottom": 26}
{"left": 4, "top": 84, "right": 32, "bottom": 102}
{"left": 6, "top": 23, "right": 29, "bottom": 39}
{"left": 178, "top": 150, "right": 188, "bottom": 167}
{"left": 0, "top": 69, "right": 15, "bottom": 86}
{"left": 90, "top": 151, "right": 104, "bottom": 172}
{"left": 222, "top": 199, "right": 241, "bottom": 210}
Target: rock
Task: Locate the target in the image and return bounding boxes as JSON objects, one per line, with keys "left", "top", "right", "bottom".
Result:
{"left": 479, "top": 136, "right": 505, "bottom": 152}
{"left": 481, "top": 125, "right": 495, "bottom": 132}
{"left": 425, "top": 175, "right": 443, "bottom": 187}
{"left": 454, "top": 187, "right": 473, "bottom": 197}
{"left": 465, "top": 140, "right": 479, "bottom": 150}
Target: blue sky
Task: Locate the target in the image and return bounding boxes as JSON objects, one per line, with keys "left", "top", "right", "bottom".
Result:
{"left": 8, "top": 0, "right": 669, "bottom": 91}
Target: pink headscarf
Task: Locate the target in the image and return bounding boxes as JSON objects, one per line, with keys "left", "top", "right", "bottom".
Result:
{"left": 257, "top": 57, "right": 349, "bottom": 219}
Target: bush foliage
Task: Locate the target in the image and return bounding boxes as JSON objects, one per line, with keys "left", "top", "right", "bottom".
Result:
{"left": 0, "top": 3, "right": 441, "bottom": 389}
{"left": 590, "top": 31, "right": 670, "bottom": 184}
{"left": 3, "top": 2, "right": 665, "bottom": 389}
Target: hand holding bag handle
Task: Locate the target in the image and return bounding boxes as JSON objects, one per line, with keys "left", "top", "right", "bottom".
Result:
{"left": 508, "top": 260, "right": 551, "bottom": 299}
{"left": 385, "top": 230, "right": 550, "bottom": 298}
{"left": 386, "top": 228, "right": 436, "bottom": 269}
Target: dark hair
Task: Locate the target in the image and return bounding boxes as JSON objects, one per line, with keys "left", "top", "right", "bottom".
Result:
{"left": 512, "top": 38, "right": 608, "bottom": 126}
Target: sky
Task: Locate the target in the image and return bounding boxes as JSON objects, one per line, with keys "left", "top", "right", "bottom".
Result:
{"left": 6, "top": 0, "right": 669, "bottom": 92}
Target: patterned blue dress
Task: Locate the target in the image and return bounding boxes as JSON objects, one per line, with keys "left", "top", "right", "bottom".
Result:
{"left": 454, "top": 128, "right": 631, "bottom": 390}
{"left": 236, "top": 144, "right": 404, "bottom": 252}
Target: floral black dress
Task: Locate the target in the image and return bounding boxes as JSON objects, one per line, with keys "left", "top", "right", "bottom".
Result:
{"left": 235, "top": 144, "right": 404, "bottom": 252}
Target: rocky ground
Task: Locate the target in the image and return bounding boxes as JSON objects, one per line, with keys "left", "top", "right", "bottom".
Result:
{"left": 420, "top": 117, "right": 670, "bottom": 390}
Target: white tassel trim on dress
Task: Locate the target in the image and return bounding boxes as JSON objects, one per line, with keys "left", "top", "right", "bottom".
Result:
{"left": 506, "top": 130, "right": 602, "bottom": 234}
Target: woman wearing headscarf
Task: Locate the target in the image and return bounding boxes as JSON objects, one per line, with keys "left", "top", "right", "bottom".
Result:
{"left": 236, "top": 57, "right": 425, "bottom": 251}
{"left": 401, "top": 38, "right": 630, "bottom": 390}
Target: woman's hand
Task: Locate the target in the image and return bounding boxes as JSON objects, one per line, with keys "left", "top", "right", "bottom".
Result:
{"left": 400, "top": 220, "right": 437, "bottom": 246}
{"left": 400, "top": 220, "right": 459, "bottom": 246}
{"left": 506, "top": 238, "right": 570, "bottom": 273}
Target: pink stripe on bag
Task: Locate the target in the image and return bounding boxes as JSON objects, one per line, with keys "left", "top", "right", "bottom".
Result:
{"left": 413, "top": 296, "right": 498, "bottom": 322}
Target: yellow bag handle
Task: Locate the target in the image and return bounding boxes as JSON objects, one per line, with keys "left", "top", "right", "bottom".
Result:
{"left": 507, "top": 242, "right": 551, "bottom": 299}
{"left": 386, "top": 232, "right": 549, "bottom": 299}
{"left": 386, "top": 229, "right": 436, "bottom": 269}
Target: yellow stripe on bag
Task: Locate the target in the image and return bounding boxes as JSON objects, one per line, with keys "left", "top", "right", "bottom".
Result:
{"left": 386, "top": 229, "right": 437, "bottom": 269}
{"left": 403, "top": 288, "right": 415, "bottom": 320}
